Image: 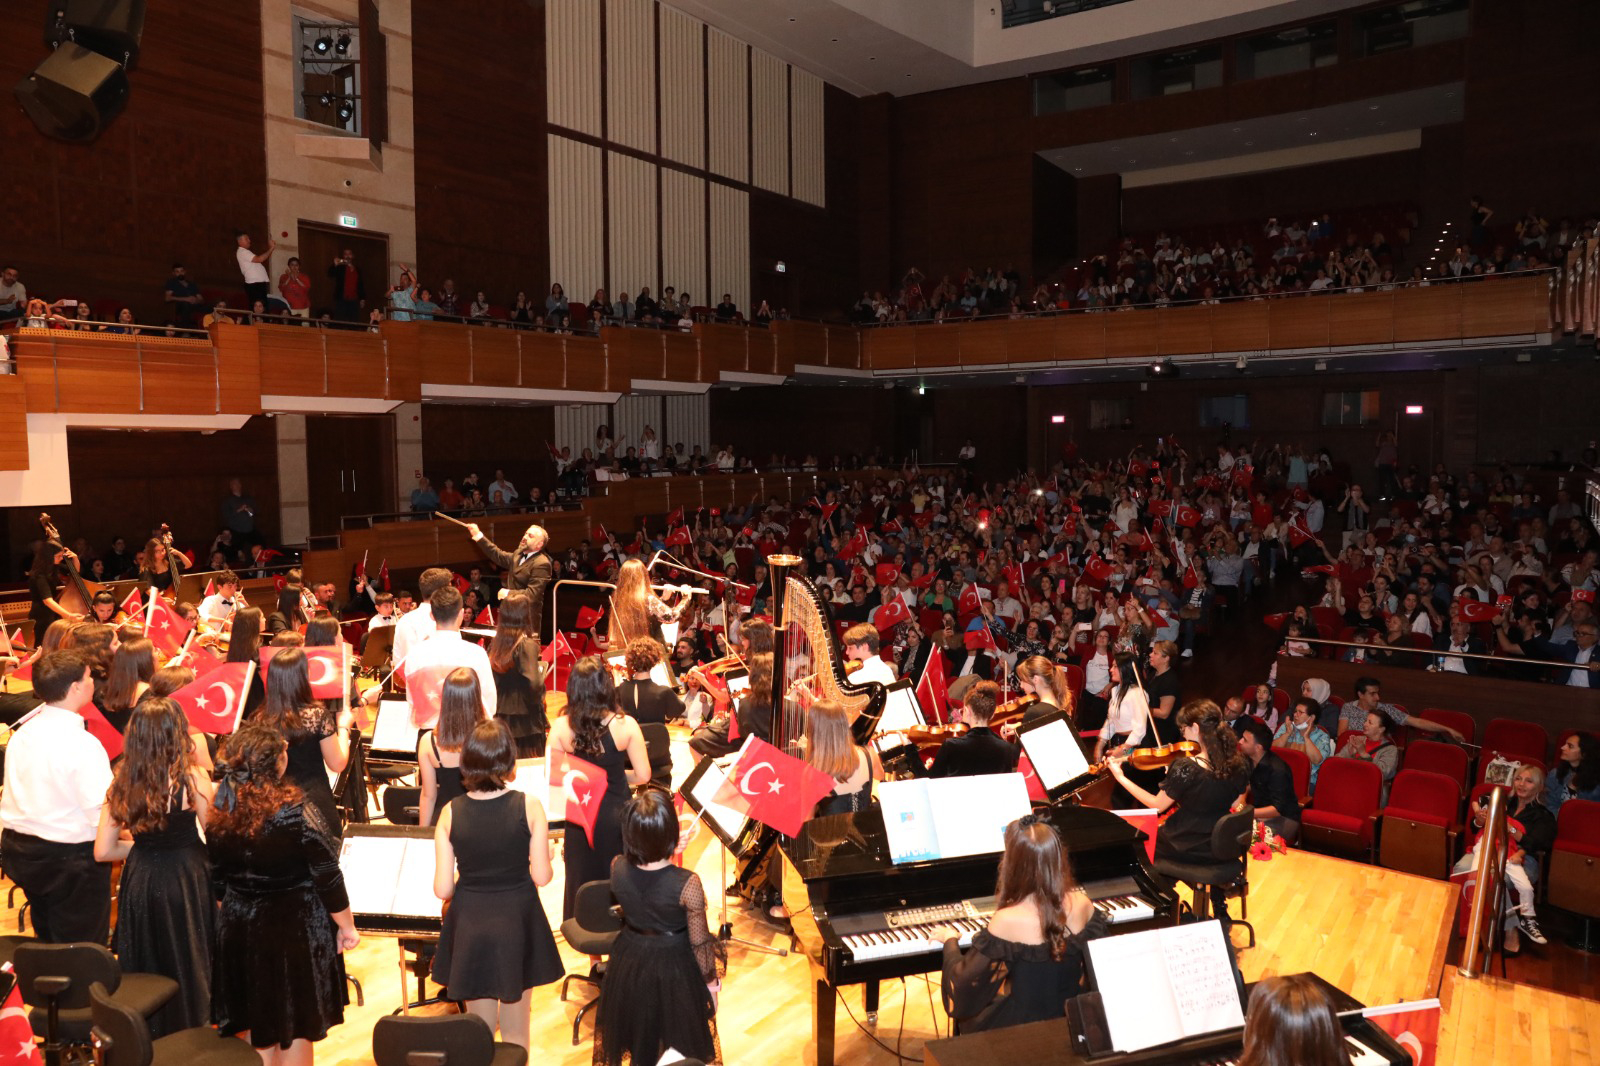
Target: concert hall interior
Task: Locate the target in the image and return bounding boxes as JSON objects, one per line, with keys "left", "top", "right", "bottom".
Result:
{"left": 1, "top": 0, "right": 1599, "bottom": 1064}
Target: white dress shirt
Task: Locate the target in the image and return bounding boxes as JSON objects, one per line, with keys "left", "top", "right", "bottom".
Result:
{"left": 1440, "top": 640, "right": 1471, "bottom": 674}
{"left": 1569, "top": 645, "right": 1596, "bottom": 688}
{"left": 198, "top": 593, "right": 238, "bottom": 629}
{"left": 403, "top": 629, "right": 497, "bottom": 717}
{"left": 852, "top": 654, "right": 898, "bottom": 687}
{"left": 1098, "top": 687, "right": 1150, "bottom": 747}
{"left": 0, "top": 705, "right": 113, "bottom": 843}
{"left": 392, "top": 603, "right": 437, "bottom": 669}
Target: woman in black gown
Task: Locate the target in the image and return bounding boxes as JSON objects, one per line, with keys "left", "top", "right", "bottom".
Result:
{"left": 225, "top": 607, "right": 267, "bottom": 720}
{"left": 545, "top": 656, "right": 652, "bottom": 920}
{"left": 485, "top": 591, "right": 548, "bottom": 757}
{"left": 253, "top": 647, "right": 353, "bottom": 838}
{"left": 431, "top": 719, "right": 562, "bottom": 1050}
{"left": 418, "top": 668, "right": 486, "bottom": 826}
{"left": 93, "top": 698, "right": 216, "bottom": 1035}
{"left": 207, "top": 723, "right": 358, "bottom": 1062}
{"left": 595, "top": 788, "right": 723, "bottom": 1066}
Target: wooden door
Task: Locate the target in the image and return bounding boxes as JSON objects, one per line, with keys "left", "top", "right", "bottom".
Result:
{"left": 297, "top": 222, "right": 390, "bottom": 319}
{"left": 305, "top": 415, "right": 394, "bottom": 534}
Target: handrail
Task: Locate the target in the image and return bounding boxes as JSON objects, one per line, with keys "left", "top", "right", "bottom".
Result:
{"left": 1292, "top": 633, "right": 1587, "bottom": 674}
{"left": 1457, "top": 783, "right": 1510, "bottom": 979}
{"left": 340, "top": 501, "right": 579, "bottom": 530}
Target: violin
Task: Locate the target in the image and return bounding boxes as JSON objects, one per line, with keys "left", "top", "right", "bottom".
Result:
{"left": 38, "top": 512, "right": 101, "bottom": 619}
{"left": 1099, "top": 739, "right": 1200, "bottom": 773}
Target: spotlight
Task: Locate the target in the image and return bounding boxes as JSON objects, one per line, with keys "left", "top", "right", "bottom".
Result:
{"left": 336, "top": 98, "right": 355, "bottom": 122}
{"left": 1234, "top": 354, "right": 1248, "bottom": 373}
{"left": 1145, "top": 358, "right": 1180, "bottom": 378}
{"left": 318, "top": 92, "right": 333, "bottom": 108}
{"left": 313, "top": 33, "right": 334, "bottom": 55}
{"left": 334, "top": 33, "right": 351, "bottom": 56}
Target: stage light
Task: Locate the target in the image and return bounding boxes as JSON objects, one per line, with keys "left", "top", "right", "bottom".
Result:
{"left": 314, "top": 33, "right": 334, "bottom": 55}
{"left": 318, "top": 92, "right": 333, "bottom": 108}
{"left": 336, "top": 98, "right": 355, "bottom": 122}
{"left": 15, "top": 0, "right": 147, "bottom": 143}
{"left": 335, "top": 33, "right": 352, "bottom": 56}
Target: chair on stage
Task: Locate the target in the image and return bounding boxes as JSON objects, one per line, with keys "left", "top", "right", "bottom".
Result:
{"left": 1547, "top": 799, "right": 1600, "bottom": 951}
{"left": 1482, "top": 718, "right": 1549, "bottom": 767}
{"left": 1153, "top": 809, "right": 1257, "bottom": 947}
{"left": 558, "top": 879, "right": 622, "bottom": 1046}
{"left": 87, "top": 982, "right": 259, "bottom": 1066}
{"left": 13, "top": 943, "right": 177, "bottom": 1065}
{"left": 1377, "top": 769, "right": 1462, "bottom": 879}
{"left": 1299, "top": 757, "right": 1383, "bottom": 860}
{"left": 1273, "top": 746, "right": 1313, "bottom": 807}
{"left": 373, "top": 1013, "right": 529, "bottom": 1066}
{"left": 1403, "top": 740, "right": 1471, "bottom": 797}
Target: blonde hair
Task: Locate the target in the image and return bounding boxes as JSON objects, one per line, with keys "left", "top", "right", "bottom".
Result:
{"left": 804, "top": 699, "right": 857, "bottom": 782}
{"left": 1016, "top": 654, "right": 1069, "bottom": 707}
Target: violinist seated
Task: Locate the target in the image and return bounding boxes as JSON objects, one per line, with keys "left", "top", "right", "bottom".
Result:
{"left": 928, "top": 682, "right": 1019, "bottom": 779}
{"left": 842, "top": 623, "right": 897, "bottom": 687}
{"left": 87, "top": 591, "right": 122, "bottom": 627}
{"left": 197, "top": 569, "right": 243, "bottom": 633}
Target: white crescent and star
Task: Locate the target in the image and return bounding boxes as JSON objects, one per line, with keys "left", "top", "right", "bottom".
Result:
{"left": 561, "top": 768, "right": 592, "bottom": 808}
{"left": 194, "top": 680, "right": 236, "bottom": 722}
{"left": 307, "top": 652, "right": 339, "bottom": 688}
{"left": 738, "top": 761, "right": 784, "bottom": 796}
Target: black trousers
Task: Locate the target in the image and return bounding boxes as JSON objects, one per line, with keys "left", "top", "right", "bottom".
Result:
{"left": 244, "top": 281, "right": 270, "bottom": 309}
{"left": 1, "top": 830, "right": 111, "bottom": 944}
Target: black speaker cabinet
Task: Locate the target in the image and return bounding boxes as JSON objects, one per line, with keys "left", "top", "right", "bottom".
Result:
{"left": 13, "top": 43, "right": 129, "bottom": 143}
{"left": 55, "top": 0, "right": 147, "bottom": 65}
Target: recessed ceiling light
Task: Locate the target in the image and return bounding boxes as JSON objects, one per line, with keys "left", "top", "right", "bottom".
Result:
{"left": 788, "top": 16, "right": 796, "bottom": 21}
{"left": 1368, "top": 104, "right": 1381, "bottom": 110}
{"left": 1073, "top": 167, "right": 1082, "bottom": 172}
{"left": 831, "top": 37, "right": 838, "bottom": 42}
{"left": 905, "top": 73, "right": 912, "bottom": 77}
{"left": 1184, "top": 150, "right": 1194, "bottom": 156}
{"left": 1231, "top": 127, "right": 1241, "bottom": 133}
{"left": 1309, "top": 131, "right": 1318, "bottom": 136}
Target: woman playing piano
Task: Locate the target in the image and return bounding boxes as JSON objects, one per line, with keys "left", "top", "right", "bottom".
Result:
{"left": 935, "top": 814, "right": 1106, "bottom": 1034}
{"left": 1238, "top": 974, "right": 1353, "bottom": 1066}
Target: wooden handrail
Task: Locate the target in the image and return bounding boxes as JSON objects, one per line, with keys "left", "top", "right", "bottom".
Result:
{"left": 1457, "top": 784, "right": 1509, "bottom": 979}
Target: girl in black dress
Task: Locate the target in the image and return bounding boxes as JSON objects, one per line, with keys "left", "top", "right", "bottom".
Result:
{"left": 546, "top": 656, "right": 652, "bottom": 921}
{"left": 253, "top": 648, "right": 353, "bottom": 838}
{"left": 93, "top": 698, "right": 216, "bottom": 1035}
{"left": 431, "top": 719, "right": 562, "bottom": 1050}
{"left": 1106, "top": 699, "right": 1249, "bottom": 927}
{"left": 207, "top": 723, "right": 358, "bottom": 1063}
{"left": 138, "top": 531, "right": 188, "bottom": 599}
{"left": 938, "top": 815, "right": 1106, "bottom": 1034}
{"left": 226, "top": 607, "right": 267, "bottom": 720}
{"left": 486, "top": 591, "right": 548, "bottom": 757}
{"left": 418, "top": 667, "right": 486, "bottom": 825}
{"left": 100, "top": 637, "right": 156, "bottom": 735}
{"left": 594, "top": 788, "right": 723, "bottom": 1066}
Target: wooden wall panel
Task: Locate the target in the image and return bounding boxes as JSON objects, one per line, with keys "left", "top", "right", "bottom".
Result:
{"left": 707, "top": 30, "right": 749, "bottom": 182}
{"left": 414, "top": 0, "right": 548, "bottom": 309}
{"left": 521, "top": 333, "right": 568, "bottom": 390}
{"left": 1005, "top": 319, "right": 1056, "bottom": 363}
{"left": 824, "top": 324, "right": 862, "bottom": 370}
{"left": 547, "top": 136, "right": 605, "bottom": 302}
{"left": 607, "top": 153, "right": 659, "bottom": 301}
{"left": 695, "top": 323, "right": 746, "bottom": 378}
{"left": 1210, "top": 302, "right": 1272, "bottom": 353}
{"left": 1053, "top": 315, "right": 1106, "bottom": 361}
{"left": 465, "top": 329, "right": 521, "bottom": 389}
{"left": 563, "top": 336, "right": 610, "bottom": 392}
{"left": 0, "top": 378, "right": 30, "bottom": 471}
{"left": 1268, "top": 299, "right": 1331, "bottom": 351}
{"left": 662, "top": 331, "right": 699, "bottom": 382}
{"left": 1102, "top": 313, "right": 1159, "bottom": 361}
{"left": 545, "top": 0, "right": 601, "bottom": 136}
{"left": 1392, "top": 285, "right": 1462, "bottom": 344}
{"left": 659, "top": 5, "right": 705, "bottom": 168}
{"left": 0, "top": 0, "right": 266, "bottom": 326}
{"left": 1328, "top": 292, "right": 1396, "bottom": 348}
{"left": 1461, "top": 275, "right": 1546, "bottom": 337}
{"left": 1155, "top": 307, "right": 1215, "bottom": 356}
{"left": 604, "top": 0, "right": 656, "bottom": 153}
{"left": 958, "top": 324, "right": 1009, "bottom": 367}
{"left": 864, "top": 330, "right": 915, "bottom": 371}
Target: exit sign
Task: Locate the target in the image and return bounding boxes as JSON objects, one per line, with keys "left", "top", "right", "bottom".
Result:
{"left": 337, "top": 213, "right": 359, "bottom": 228}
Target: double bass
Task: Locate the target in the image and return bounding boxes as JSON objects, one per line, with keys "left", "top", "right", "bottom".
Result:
{"left": 38, "top": 512, "right": 103, "bottom": 620}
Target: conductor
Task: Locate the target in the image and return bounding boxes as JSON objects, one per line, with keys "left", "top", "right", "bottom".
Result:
{"left": 467, "top": 522, "right": 553, "bottom": 637}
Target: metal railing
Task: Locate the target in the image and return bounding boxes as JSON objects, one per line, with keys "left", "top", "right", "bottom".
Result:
{"left": 1457, "top": 783, "right": 1510, "bottom": 979}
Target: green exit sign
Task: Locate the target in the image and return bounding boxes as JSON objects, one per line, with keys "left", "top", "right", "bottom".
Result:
{"left": 338, "top": 213, "right": 359, "bottom": 228}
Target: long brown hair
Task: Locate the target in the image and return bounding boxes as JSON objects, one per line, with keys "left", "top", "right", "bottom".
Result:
{"left": 304, "top": 615, "right": 340, "bottom": 647}
{"left": 436, "top": 667, "right": 486, "bottom": 750}
{"left": 256, "top": 647, "right": 314, "bottom": 739}
{"left": 1177, "top": 698, "right": 1249, "bottom": 779}
{"left": 102, "top": 637, "right": 156, "bottom": 713}
{"left": 565, "top": 656, "right": 616, "bottom": 757}
{"left": 994, "top": 816, "right": 1078, "bottom": 961}
{"left": 804, "top": 699, "right": 857, "bottom": 782}
{"left": 226, "top": 607, "right": 263, "bottom": 663}
{"left": 147, "top": 664, "right": 195, "bottom": 697}
{"left": 1016, "top": 654, "right": 1068, "bottom": 707}
{"left": 1238, "top": 974, "right": 1351, "bottom": 1066}
{"left": 488, "top": 590, "right": 534, "bottom": 673}
{"left": 609, "top": 559, "right": 651, "bottom": 646}
{"left": 67, "top": 622, "right": 116, "bottom": 677}
{"left": 209, "top": 723, "right": 299, "bottom": 838}
{"left": 106, "top": 698, "right": 193, "bottom": 834}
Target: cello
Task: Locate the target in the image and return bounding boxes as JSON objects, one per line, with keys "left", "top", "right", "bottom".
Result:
{"left": 38, "top": 512, "right": 103, "bottom": 620}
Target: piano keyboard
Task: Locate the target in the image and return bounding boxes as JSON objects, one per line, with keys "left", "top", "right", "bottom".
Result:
{"left": 835, "top": 897, "right": 997, "bottom": 963}
{"left": 1080, "top": 876, "right": 1159, "bottom": 924}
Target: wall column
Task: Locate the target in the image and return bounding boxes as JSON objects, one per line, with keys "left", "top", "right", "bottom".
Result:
{"left": 274, "top": 415, "right": 310, "bottom": 545}
{"left": 393, "top": 402, "right": 423, "bottom": 511}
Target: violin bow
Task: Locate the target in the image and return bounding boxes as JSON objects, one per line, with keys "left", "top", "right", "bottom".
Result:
{"left": 1125, "top": 654, "right": 1162, "bottom": 747}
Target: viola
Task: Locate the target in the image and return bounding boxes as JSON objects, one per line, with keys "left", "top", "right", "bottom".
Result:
{"left": 1121, "top": 740, "right": 1200, "bottom": 772}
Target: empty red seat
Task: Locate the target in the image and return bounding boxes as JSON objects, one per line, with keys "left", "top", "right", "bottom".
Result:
{"left": 1403, "top": 740, "right": 1471, "bottom": 795}
{"left": 1417, "top": 708, "right": 1475, "bottom": 746}
{"left": 1379, "top": 769, "right": 1463, "bottom": 878}
{"left": 1300, "top": 756, "right": 1384, "bottom": 858}
{"left": 1273, "top": 745, "right": 1312, "bottom": 806}
{"left": 1548, "top": 799, "right": 1600, "bottom": 929}
{"left": 1483, "top": 718, "right": 1549, "bottom": 766}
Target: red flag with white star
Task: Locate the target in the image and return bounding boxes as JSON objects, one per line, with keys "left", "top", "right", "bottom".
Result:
{"left": 145, "top": 596, "right": 193, "bottom": 657}
{"left": 711, "top": 736, "right": 837, "bottom": 838}
{"left": 119, "top": 587, "right": 143, "bottom": 619}
{"left": 0, "top": 966, "right": 42, "bottom": 1066}
{"left": 170, "top": 661, "right": 256, "bottom": 735}
{"left": 547, "top": 747, "right": 607, "bottom": 846}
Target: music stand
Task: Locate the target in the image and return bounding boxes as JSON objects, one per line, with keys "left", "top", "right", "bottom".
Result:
{"left": 340, "top": 823, "right": 448, "bottom": 1014}
{"left": 678, "top": 756, "right": 787, "bottom": 958}
{"left": 361, "top": 623, "right": 396, "bottom": 674}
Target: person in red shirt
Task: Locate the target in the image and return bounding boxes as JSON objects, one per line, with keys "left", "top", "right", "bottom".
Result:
{"left": 278, "top": 257, "right": 311, "bottom": 318}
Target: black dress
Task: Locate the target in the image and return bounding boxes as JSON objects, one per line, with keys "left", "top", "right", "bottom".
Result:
{"left": 431, "top": 792, "right": 562, "bottom": 1001}
{"left": 112, "top": 807, "right": 214, "bottom": 1036}
{"left": 561, "top": 726, "right": 632, "bottom": 921}
{"left": 424, "top": 731, "right": 465, "bottom": 826}
{"left": 940, "top": 913, "right": 1109, "bottom": 1034}
{"left": 594, "top": 859, "right": 723, "bottom": 1066}
{"left": 273, "top": 705, "right": 342, "bottom": 838}
{"left": 1155, "top": 757, "right": 1249, "bottom": 865}
{"left": 208, "top": 801, "right": 349, "bottom": 1048}
{"left": 492, "top": 639, "right": 548, "bottom": 758}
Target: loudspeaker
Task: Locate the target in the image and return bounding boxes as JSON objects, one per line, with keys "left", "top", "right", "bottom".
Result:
{"left": 13, "top": 43, "right": 129, "bottom": 143}
{"left": 54, "top": 0, "right": 146, "bottom": 66}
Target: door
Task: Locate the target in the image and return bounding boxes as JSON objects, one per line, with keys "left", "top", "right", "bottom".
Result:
{"left": 306, "top": 415, "right": 394, "bottom": 534}
{"left": 297, "top": 222, "right": 390, "bottom": 318}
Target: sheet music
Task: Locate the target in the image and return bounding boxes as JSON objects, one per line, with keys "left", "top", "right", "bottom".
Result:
{"left": 340, "top": 836, "right": 442, "bottom": 920}
{"left": 877, "top": 779, "right": 941, "bottom": 864}
{"left": 1086, "top": 920, "right": 1242, "bottom": 1053}
{"left": 1161, "top": 922, "right": 1245, "bottom": 1037}
{"left": 391, "top": 839, "right": 444, "bottom": 918}
{"left": 877, "top": 774, "right": 1030, "bottom": 864}
{"left": 688, "top": 759, "right": 751, "bottom": 843}
{"left": 1018, "top": 717, "right": 1091, "bottom": 789}
{"left": 371, "top": 700, "right": 420, "bottom": 754}
{"left": 875, "top": 684, "right": 925, "bottom": 734}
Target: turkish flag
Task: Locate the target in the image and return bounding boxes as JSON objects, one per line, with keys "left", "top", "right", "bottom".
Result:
{"left": 0, "top": 970, "right": 42, "bottom": 1066}
{"left": 912, "top": 511, "right": 933, "bottom": 529}
{"left": 842, "top": 532, "right": 868, "bottom": 560}
{"left": 540, "top": 631, "right": 578, "bottom": 693}
{"left": 738, "top": 524, "right": 755, "bottom": 540}
{"left": 1363, "top": 1000, "right": 1441, "bottom": 1066}
{"left": 1062, "top": 514, "right": 1078, "bottom": 539}
{"left": 964, "top": 626, "right": 1000, "bottom": 653}
{"left": 880, "top": 518, "right": 903, "bottom": 535}
{"left": 820, "top": 503, "right": 839, "bottom": 526}
{"left": 1285, "top": 515, "right": 1314, "bottom": 547}
{"left": 910, "top": 572, "right": 934, "bottom": 589}
{"left": 1182, "top": 561, "right": 1199, "bottom": 589}
{"left": 666, "top": 506, "right": 684, "bottom": 528}
{"left": 1018, "top": 753, "right": 1049, "bottom": 803}
{"left": 451, "top": 573, "right": 471, "bottom": 596}
{"left": 475, "top": 605, "right": 496, "bottom": 627}
{"left": 183, "top": 643, "right": 229, "bottom": 680}
{"left": 1573, "top": 588, "right": 1596, "bottom": 604}
{"left": 872, "top": 600, "right": 911, "bottom": 633}
{"left": 80, "top": 702, "right": 125, "bottom": 761}
{"left": 203, "top": 577, "right": 216, "bottom": 599}
{"left": 1252, "top": 503, "right": 1274, "bottom": 528}
{"left": 1302, "top": 563, "right": 1336, "bottom": 575}
{"left": 379, "top": 560, "right": 390, "bottom": 592}
{"left": 402, "top": 661, "right": 458, "bottom": 727}
{"left": 915, "top": 649, "right": 950, "bottom": 725}
{"left": 1174, "top": 504, "right": 1201, "bottom": 528}
{"left": 875, "top": 563, "right": 901, "bottom": 587}
{"left": 733, "top": 583, "right": 756, "bottom": 608}
{"left": 171, "top": 661, "right": 256, "bottom": 734}
{"left": 1231, "top": 467, "right": 1254, "bottom": 489}
{"left": 1454, "top": 597, "right": 1501, "bottom": 624}
{"left": 1003, "top": 562, "right": 1025, "bottom": 592}
{"left": 145, "top": 597, "right": 193, "bottom": 657}
{"left": 547, "top": 748, "right": 607, "bottom": 846}
{"left": 712, "top": 736, "right": 837, "bottom": 838}
{"left": 258, "top": 645, "right": 347, "bottom": 700}
{"left": 958, "top": 585, "right": 983, "bottom": 616}
{"left": 848, "top": 564, "right": 870, "bottom": 589}
{"left": 1129, "top": 460, "right": 1147, "bottom": 479}
{"left": 1083, "top": 555, "right": 1115, "bottom": 583}
{"left": 1148, "top": 499, "right": 1173, "bottom": 518}
{"left": 667, "top": 525, "right": 693, "bottom": 547}
{"left": 119, "top": 587, "right": 143, "bottom": 618}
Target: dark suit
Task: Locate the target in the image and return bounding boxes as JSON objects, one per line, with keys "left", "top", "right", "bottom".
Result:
{"left": 927, "top": 726, "right": 1018, "bottom": 779}
{"left": 1432, "top": 633, "right": 1486, "bottom": 676}
{"left": 1531, "top": 639, "right": 1599, "bottom": 688}
{"left": 473, "top": 536, "right": 553, "bottom": 636}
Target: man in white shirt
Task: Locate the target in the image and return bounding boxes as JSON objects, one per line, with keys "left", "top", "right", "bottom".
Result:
{"left": 198, "top": 569, "right": 242, "bottom": 632}
{"left": 487, "top": 469, "right": 518, "bottom": 506}
{"left": 990, "top": 581, "right": 1025, "bottom": 630}
{"left": 392, "top": 567, "right": 455, "bottom": 669}
{"left": 403, "top": 586, "right": 497, "bottom": 725}
{"left": 0, "top": 651, "right": 114, "bottom": 942}
{"left": 842, "top": 623, "right": 897, "bottom": 686}
{"left": 234, "top": 230, "right": 276, "bottom": 311}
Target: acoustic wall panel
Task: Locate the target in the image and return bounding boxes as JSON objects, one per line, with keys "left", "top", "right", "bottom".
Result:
{"left": 790, "top": 67, "right": 825, "bottom": 207}
{"left": 546, "top": 0, "right": 602, "bottom": 137}
{"left": 661, "top": 168, "right": 707, "bottom": 308}
{"left": 658, "top": 5, "right": 705, "bottom": 168}
{"left": 607, "top": 152, "right": 659, "bottom": 302}
{"left": 709, "top": 183, "right": 749, "bottom": 317}
{"left": 554, "top": 404, "right": 612, "bottom": 460}
{"left": 613, "top": 394, "right": 663, "bottom": 457}
{"left": 664, "top": 393, "right": 711, "bottom": 455}
{"left": 707, "top": 29, "right": 748, "bottom": 182}
{"left": 547, "top": 135, "right": 605, "bottom": 302}
{"left": 605, "top": 0, "right": 656, "bottom": 153}
{"left": 750, "top": 49, "right": 789, "bottom": 196}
